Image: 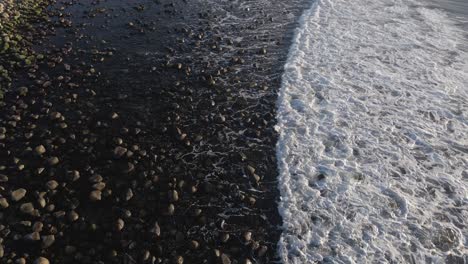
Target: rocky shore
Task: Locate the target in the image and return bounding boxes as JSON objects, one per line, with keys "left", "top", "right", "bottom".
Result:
{"left": 0, "top": 0, "right": 308, "bottom": 263}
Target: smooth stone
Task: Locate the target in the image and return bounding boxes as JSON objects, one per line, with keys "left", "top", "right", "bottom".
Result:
{"left": 47, "top": 156, "right": 60, "bottom": 166}
{"left": 116, "top": 218, "right": 125, "bottom": 231}
{"left": 41, "top": 235, "right": 55, "bottom": 248}
{"left": 35, "top": 145, "right": 46, "bottom": 155}
{"left": 34, "top": 257, "right": 50, "bottom": 264}
{"left": 0, "top": 198, "right": 9, "bottom": 208}
{"left": 46, "top": 180, "right": 59, "bottom": 190}
{"left": 221, "top": 254, "right": 231, "bottom": 264}
{"left": 20, "top": 203, "right": 34, "bottom": 214}
{"left": 89, "top": 190, "right": 102, "bottom": 201}
{"left": 11, "top": 188, "right": 27, "bottom": 201}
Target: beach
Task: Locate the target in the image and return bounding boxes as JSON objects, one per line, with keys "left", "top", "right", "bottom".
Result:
{"left": 0, "top": 0, "right": 308, "bottom": 263}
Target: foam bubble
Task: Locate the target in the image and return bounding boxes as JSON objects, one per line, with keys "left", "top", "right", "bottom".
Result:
{"left": 276, "top": 0, "right": 468, "bottom": 262}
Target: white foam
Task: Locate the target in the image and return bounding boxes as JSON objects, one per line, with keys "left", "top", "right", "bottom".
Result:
{"left": 276, "top": 0, "right": 468, "bottom": 262}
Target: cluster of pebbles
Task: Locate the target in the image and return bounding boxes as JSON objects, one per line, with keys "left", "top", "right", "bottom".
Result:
{"left": 0, "top": 0, "right": 308, "bottom": 263}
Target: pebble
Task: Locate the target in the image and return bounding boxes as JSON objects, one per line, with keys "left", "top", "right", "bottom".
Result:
{"left": 113, "top": 146, "right": 127, "bottom": 158}
{"left": 47, "top": 156, "right": 60, "bottom": 166}
{"left": 34, "top": 257, "right": 50, "bottom": 264}
{"left": 125, "top": 188, "right": 133, "bottom": 201}
{"left": 190, "top": 240, "right": 199, "bottom": 250}
{"left": 0, "top": 174, "right": 8, "bottom": 182}
{"left": 243, "top": 231, "right": 252, "bottom": 242}
{"left": 116, "top": 218, "right": 125, "bottom": 231}
{"left": 35, "top": 145, "right": 46, "bottom": 155}
{"left": 46, "top": 180, "right": 59, "bottom": 190}
{"left": 19, "top": 203, "right": 33, "bottom": 214}
{"left": 221, "top": 254, "right": 231, "bottom": 264}
{"left": 257, "top": 245, "right": 268, "bottom": 257}
{"left": 152, "top": 222, "right": 161, "bottom": 237}
{"left": 11, "top": 188, "right": 27, "bottom": 201}
{"left": 169, "top": 190, "right": 179, "bottom": 202}
{"left": 0, "top": 198, "right": 9, "bottom": 208}
{"left": 167, "top": 204, "right": 175, "bottom": 215}
{"left": 41, "top": 235, "right": 55, "bottom": 248}
{"left": 89, "top": 190, "right": 102, "bottom": 201}
{"left": 175, "top": 256, "right": 184, "bottom": 264}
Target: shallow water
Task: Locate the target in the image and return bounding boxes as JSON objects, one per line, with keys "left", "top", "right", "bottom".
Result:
{"left": 276, "top": 0, "right": 468, "bottom": 262}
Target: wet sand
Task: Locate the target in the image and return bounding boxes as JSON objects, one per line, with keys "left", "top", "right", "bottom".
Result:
{"left": 0, "top": 0, "right": 309, "bottom": 263}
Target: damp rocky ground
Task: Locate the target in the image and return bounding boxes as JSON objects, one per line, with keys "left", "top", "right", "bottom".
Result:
{"left": 0, "top": 0, "right": 309, "bottom": 263}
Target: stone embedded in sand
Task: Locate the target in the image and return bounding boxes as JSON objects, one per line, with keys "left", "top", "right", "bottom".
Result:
{"left": 221, "top": 254, "right": 231, "bottom": 264}
{"left": 152, "top": 221, "right": 161, "bottom": 237}
{"left": 11, "top": 188, "right": 27, "bottom": 201}
{"left": 169, "top": 190, "right": 179, "bottom": 202}
{"left": 41, "top": 235, "right": 55, "bottom": 248}
{"left": 20, "top": 203, "right": 34, "bottom": 214}
{"left": 167, "top": 204, "right": 175, "bottom": 215}
{"left": 46, "top": 180, "right": 59, "bottom": 190}
{"left": 35, "top": 145, "right": 46, "bottom": 155}
{"left": 243, "top": 231, "right": 252, "bottom": 242}
{"left": 47, "top": 156, "right": 60, "bottom": 166}
{"left": 89, "top": 190, "right": 102, "bottom": 201}
{"left": 116, "top": 218, "right": 125, "bottom": 231}
{"left": 34, "top": 257, "right": 49, "bottom": 264}
{"left": 246, "top": 165, "right": 255, "bottom": 176}
{"left": 49, "top": 111, "right": 62, "bottom": 120}
{"left": 125, "top": 188, "right": 133, "bottom": 201}
{"left": 113, "top": 146, "right": 127, "bottom": 158}
{"left": 0, "top": 198, "right": 9, "bottom": 208}
{"left": 0, "top": 174, "right": 8, "bottom": 182}
{"left": 257, "top": 245, "right": 268, "bottom": 257}
{"left": 175, "top": 256, "right": 184, "bottom": 264}
{"left": 190, "top": 240, "right": 199, "bottom": 250}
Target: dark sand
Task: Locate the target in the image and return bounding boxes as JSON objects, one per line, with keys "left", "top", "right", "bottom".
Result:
{"left": 0, "top": 0, "right": 309, "bottom": 263}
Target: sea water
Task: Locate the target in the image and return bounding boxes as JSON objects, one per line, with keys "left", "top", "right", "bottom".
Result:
{"left": 276, "top": 0, "right": 468, "bottom": 262}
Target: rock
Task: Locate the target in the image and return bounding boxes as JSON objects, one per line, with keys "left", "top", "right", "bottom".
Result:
{"left": 246, "top": 165, "right": 255, "bottom": 176}
{"left": 35, "top": 145, "right": 46, "bottom": 155}
{"left": 16, "top": 257, "right": 26, "bottom": 264}
{"left": 49, "top": 112, "right": 62, "bottom": 120}
{"left": 46, "top": 180, "right": 59, "bottom": 190}
{"left": 190, "top": 240, "right": 199, "bottom": 250}
{"left": 175, "top": 256, "right": 183, "bottom": 264}
{"left": 125, "top": 188, "right": 133, "bottom": 201}
{"left": 25, "top": 232, "right": 41, "bottom": 241}
{"left": 47, "top": 156, "right": 60, "bottom": 166}
{"left": 243, "top": 231, "right": 252, "bottom": 242}
{"left": 41, "top": 235, "right": 55, "bottom": 248}
{"left": 68, "top": 211, "right": 79, "bottom": 222}
{"left": 110, "top": 112, "right": 119, "bottom": 119}
{"left": 257, "top": 245, "right": 268, "bottom": 257}
{"left": 221, "top": 233, "right": 230, "bottom": 243}
{"left": 89, "top": 174, "right": 103, "bottom": 183}
{"left": 89, "top": 190, "right": 102, "bottom": 201}
{"left": 33, "top": 222, "right": 44, "bottom": 232}
{"left": 0, "top": 244, "right": 3, "bottom": 258}
{"left": 169, "top": 190, "right": 179, "bottom": 202}
{"left": 115, "top": 218, "right": 125, "bottom": 231}
{"left": 11, "top": 188, "right": 27, "bottom": 201}
{"left": 152, "top": 222, "right": 161, "bottom": 237}
{"left": 20, "top": 203, "right": 34, "bottom": 214}
{"left": 0, "top": 198, "right": 9, "bottom": 208}
{"left": 34, "top": 257, "right": 50, "bottom": 264}
{"left": 122, "top": 162, "right": 135, "bottom": 173}
{"left": 113, "top": 146, "right": 127, "bottom": 158}
{"left": 0, "top": 174, "right": 8, "bottom": 182}
{"left": 221, "top": 254, "right": 231, "bottom": 264}
{"left": 167, "top": 204, "right": 175, "bottom": 215}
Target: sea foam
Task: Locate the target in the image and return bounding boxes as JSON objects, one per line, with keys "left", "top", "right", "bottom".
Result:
{"left": 276, "top": 0, "right": 468, "bottom": 262}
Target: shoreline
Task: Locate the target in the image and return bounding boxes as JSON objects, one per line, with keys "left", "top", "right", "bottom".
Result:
{"left": 0, "top": 0, "right": 309, "bottom": 263}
